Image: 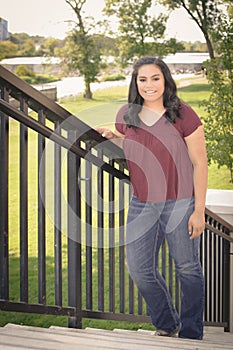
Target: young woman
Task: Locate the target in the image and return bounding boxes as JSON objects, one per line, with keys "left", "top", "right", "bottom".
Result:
{"left": 97, "top": 56, "right": 208, "bottom": 340}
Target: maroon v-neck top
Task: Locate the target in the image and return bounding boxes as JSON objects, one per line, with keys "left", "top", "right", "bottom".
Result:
{"left": 115, "top": 102, "right": 202, "bottom": 203}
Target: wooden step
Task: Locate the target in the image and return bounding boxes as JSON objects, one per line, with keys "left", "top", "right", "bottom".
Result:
{"left": 0, "top": 323, "right": 232, "bottom": 350}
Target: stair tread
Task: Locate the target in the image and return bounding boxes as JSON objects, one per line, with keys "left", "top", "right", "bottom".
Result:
{"left": 0, "top": 324, "right": 232, "bottom": 350}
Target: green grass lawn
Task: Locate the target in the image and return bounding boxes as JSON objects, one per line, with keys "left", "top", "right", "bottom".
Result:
{"left": 0, "top": 77, "right": 232, "bottom": 330}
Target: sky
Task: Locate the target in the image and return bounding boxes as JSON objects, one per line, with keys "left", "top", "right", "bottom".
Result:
{"left": 0, "top": 0, "right": 206, "bottom": 42}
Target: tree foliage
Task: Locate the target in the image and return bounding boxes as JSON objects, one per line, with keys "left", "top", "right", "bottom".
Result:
{"left": 202, "top": 13, "right": 233, "bottom": 181}
{"left": 103, "top": 0, "right": 183, "bottom": 67}
{"left": 0, "top": 41, "right": 18, "bottom": 60}
{"left": 159, "top": 0, "right": 225, "bottom": 58}
{"left": 20, "top": 38, "right": 36, "bottom": 56}
{"left": 62, "top": 0, "right": 101, "bottom": 98}
{"left": 0, "top": 33, "right": 64, "bottom": 59}
{"left": 181, "top": 41, "right": 207, "bottom": 52}
{"left": 43, "top": 38, "right": 63, "bottom": 56}
{"left": 14, "top": 65, "right": 57, "bottom": 84}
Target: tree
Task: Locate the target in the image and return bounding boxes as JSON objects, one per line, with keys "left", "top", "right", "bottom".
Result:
{"left": 10, "top": 32, "right": 31, "bottom": 45}
{"left": 159, "top": 0, "right": 226, "bottom": 59}
{"left": 19, "top": 38, "right": 36, "bottom": 57}
{"left": 202, "top": 13, "right": 233, "bottom": 182}
{"left": 0, "top": 41, "right": 18, "bottom": 60}
{"left": 43, "top": 37, "right": 63, "bottom": 56}
{"left": 64, "top": 0, "right": 101, "bottom": 98}
{"left": 10, "top": 33, "right": 46, "bottom": 57}
{"left": 181, "top": 41, "right": 207, "bottom": 52}
{"left": 103, "top": 0, "right": 183, "bottom": 67}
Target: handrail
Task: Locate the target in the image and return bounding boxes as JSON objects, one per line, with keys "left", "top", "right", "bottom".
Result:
{"left": 205, "top": 207, "right": 233, "bottom": 232}
{"left": 205, "top": 223, "right": 233, "bottom": 243}
{"left": 205, "top": 207, "right": 233, "bottom": 243}
{"left": 0, "top": 98, "right": 129, "bottom": 181}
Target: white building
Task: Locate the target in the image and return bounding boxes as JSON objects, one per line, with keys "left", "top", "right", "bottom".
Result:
{"left": 163, "top": 52, "right": 210, "bottom": 73}
{"left": 0, "top": 56, "right": 62, "bottom": 74}
{"left": 0, "top": 18, "right": 9, "bottom": 41}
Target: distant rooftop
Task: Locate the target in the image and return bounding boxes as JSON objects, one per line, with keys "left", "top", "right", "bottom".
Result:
{"left": 0, "top": 56, "right": 61, "bottom": 65}
{"left": 0, "top": 53, "right": 209, "bottom": 66}
{"left": 163, "top": 52, "right": 209, "bottom": 64}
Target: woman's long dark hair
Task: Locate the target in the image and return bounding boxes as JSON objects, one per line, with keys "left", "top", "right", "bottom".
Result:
{"left": 124, "top": 56, "right": 182, "bottom": 128}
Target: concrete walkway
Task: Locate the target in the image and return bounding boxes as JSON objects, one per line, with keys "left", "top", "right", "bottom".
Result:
{"left": 0, "top": 323, "right": 232, "bottom": 350}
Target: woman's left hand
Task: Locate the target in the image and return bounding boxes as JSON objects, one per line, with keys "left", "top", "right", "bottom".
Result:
{"left": 188, "top": 211, "right": 205, "bottom": 240}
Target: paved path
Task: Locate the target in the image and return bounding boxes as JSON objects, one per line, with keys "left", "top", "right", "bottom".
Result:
{"left": 176, "top": 76, "right": 207, "bottom": 88}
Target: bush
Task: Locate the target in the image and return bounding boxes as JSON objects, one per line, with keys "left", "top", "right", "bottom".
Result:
{"left": 18, "top": 75, "right": 57, "bottom": 85}
{"left": 15, "top": 65, "right": 34, "bottom": 77}
{"left": 14, "top": 65, "right": 58, "bottom": 85}
{"left": 101, "top": 73, "right": 126, "bottom": 82}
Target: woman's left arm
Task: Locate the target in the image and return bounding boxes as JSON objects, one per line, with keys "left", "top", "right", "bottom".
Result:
{"left": 185, "top": 125, "right": 208, "bottom": 240}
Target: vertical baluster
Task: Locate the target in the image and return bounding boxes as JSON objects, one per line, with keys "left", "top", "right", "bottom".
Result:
{"left": 85, "top": 141, "right": 92, "bottom": 310}
{"left": 127, "top": 184, "right": 135, "bottom": 315}
{"left": 119, "top": 163, "right": 125, "bottom": 314}
{"left": 215, "top": 233, "right": 219, "bottom": 322}
{"left": 211, "top": 227, "right": 215, "bottom": 321}
{"left": 97, "top": 149, "right": 104, "bottom": 311}
{"left": 168, "top": 253, "right": 173, "bottom": 299}
{"left": 162, "top": 239, "right": 166, "bottom": 280}
{"left": 219, "top": 236, "right": 223, "bottom": 323}
{"left": 223, "top": 233, "right": 230, "bottom": 331}
{"left": 54, "top": 121, "right": 62, "bottom": 306}
{"left": 20, "top": 96, "right": 29, "bottom": 303}
{"left": 67, "top": 130, "right": 82, "bottom": 328}
{"left": 206, "top": 223, "right": 210, "bottom": 322}
{"left": 38, "top": 109, "right": 46, "bottom": 304}
{"left": 129, "top": 275, "right": 134, "bottom": 314}
{"left": 128, "top": 182, "right": 134, "bottom": 315}
{"left": 203, "top": 217, "right": 208, "bottom": 322}
{"left": 0, "top": 86, "right": 9, "bottom": 299}
{"left": 138, "top": 290, "right": 143, "bottom": 315}
{"left": 175, "top": 272, "right": 180, "bottom": 313}
{"left": 109, "top": 159, "right": 115, "bottom": 313}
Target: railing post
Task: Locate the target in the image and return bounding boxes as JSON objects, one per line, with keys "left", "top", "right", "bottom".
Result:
{"left": 229, "top": 232, "right": 233, "bottom": 333}
{"left": 223, "top": 235, "right": 230, "bottom": 332}
{"left": 0, "top": 87, "right": 9, "bottom": 300}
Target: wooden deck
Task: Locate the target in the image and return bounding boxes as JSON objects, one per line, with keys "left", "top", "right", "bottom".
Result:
{"left": 0, "top": 324, "right": 232, "bottom": 350}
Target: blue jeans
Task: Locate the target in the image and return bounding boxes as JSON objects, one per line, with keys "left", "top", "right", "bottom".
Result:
{"left": 126, "top": 196, "right": 204, "bottom": 339}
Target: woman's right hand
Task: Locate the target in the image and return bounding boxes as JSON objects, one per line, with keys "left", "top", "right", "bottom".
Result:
{"left": 95, "top": 127, "right": 115, "bottom": 139}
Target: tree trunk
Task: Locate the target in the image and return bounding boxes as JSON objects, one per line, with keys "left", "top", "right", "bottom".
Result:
{"left": 84, "top": 80, "right": 92, "bottom": 99}
{"left": 205, "top": 34, "right": 215, "bottom": 59}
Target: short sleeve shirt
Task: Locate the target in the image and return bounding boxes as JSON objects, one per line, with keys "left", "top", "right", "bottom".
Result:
{"left": 115, "top": 102, "right": 202, "bottom": 203}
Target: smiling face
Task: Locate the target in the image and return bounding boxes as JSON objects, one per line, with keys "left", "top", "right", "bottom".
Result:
{"left": 136, "top": 64, "right": 165, "bottom": 108}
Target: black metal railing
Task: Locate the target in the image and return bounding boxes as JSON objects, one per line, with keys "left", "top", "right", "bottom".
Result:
{"left": 0, "top": 65, "right": 232, "bottom": 331}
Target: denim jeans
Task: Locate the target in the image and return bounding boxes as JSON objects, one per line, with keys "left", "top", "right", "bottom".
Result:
{"left": 126, "top": 196, "right": 204, "bottom": 339}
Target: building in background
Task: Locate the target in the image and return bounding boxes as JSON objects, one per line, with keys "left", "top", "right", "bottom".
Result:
{"left": 0, "top": 56, "right": 62, "bottom": 74}
{"left": 0, "top": 18, "right": 9, "bottom": 40}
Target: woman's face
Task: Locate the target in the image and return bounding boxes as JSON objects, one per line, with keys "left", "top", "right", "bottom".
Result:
{"left": 136, "top": 64, "right": 165, "bottom": 105}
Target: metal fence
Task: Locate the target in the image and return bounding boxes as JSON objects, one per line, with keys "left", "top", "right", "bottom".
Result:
{"left": 0, "top": 65, "right": 232, "bottom": 331}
